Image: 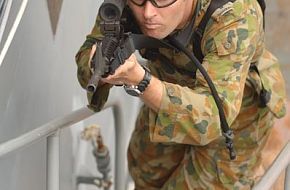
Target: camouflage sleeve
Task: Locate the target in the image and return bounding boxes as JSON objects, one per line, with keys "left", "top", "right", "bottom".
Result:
{"left": 75, "top": 16, "right": 113, "bottom": 112}
{"left": 148, "top": 1, "right": 263, "bottom": 145}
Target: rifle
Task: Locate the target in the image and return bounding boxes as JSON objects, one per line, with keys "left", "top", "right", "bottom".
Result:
{"left": 86, "top": 0, "right": 129, "bottom": 93}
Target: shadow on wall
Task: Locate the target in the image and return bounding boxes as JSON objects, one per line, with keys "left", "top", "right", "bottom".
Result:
{"left": 261, "top": 1, "right": 290, "bottom": 189}
{"left": 261, "top": 102, "right": 290, "bottom": 190}
{"left": 266, "top": 0, "right": 290, "bottom": 94}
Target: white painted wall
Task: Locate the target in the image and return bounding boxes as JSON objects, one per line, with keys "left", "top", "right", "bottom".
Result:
{"left": 0, "top": 0, "right": 140, "bottom": 189}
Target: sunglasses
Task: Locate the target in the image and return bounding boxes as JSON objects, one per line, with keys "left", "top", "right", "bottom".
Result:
{"left": 129, "top": 0, "right": 178, "bottom": 8}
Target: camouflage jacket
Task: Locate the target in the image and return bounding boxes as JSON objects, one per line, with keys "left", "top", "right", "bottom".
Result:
{"left": 75, "top": 0, "right": 286, "bottom": 189}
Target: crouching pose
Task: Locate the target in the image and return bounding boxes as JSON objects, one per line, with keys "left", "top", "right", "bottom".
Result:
{"left": 75, "top": 0, "right": 286, "bottom": 189}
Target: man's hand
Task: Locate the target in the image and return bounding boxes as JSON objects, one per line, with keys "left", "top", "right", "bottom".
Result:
{"left": 89, "top": 44, "right": 144, "bottom": 86}
{"left": 101, "top": 54, "right": 145, "bottom": 86}
{"left": 88, "top": 45, "right": 162, "bottom": 112}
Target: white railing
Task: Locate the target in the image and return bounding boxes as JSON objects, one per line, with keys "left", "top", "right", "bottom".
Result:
{"left": 0, "top": 90, "right": 138, "bottom": 190}
{"left": 0, "top": 107, "right": 94, "bottom": 158}
{"left": 0, "top": 107, "right": 94, "bottom": 190}
{"left": 253, "top": 141, "right": 290, "bottom": 190}
{"left": 0, "top": 99, "right": 131, "bottom": 190}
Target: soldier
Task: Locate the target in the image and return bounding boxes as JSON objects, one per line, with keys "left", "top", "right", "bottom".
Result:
{"left": 75, "top": 0, "right": 286, "bottom": 189}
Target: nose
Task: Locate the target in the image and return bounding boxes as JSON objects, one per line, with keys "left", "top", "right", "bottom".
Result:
{"left": 144, "top": 1, "right": 157, "bottom": 20}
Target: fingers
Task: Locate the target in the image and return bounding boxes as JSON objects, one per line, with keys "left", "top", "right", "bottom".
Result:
{"left": 101, "top": 62, "right": 131, "bottom": 85}
{"left": 101, "top": 77, "right": 124, "bottom": 86}
{"left": 88, "top": 44, "right": 97, "bottom": 68}
{"left": 102, "top": 54, "right": 144, "bottom": 85}
{"left": 90, "top": 45, "right": 97, "bottom": 60}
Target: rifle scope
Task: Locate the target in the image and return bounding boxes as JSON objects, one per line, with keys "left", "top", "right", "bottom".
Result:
{"left": 99, "top": 0, "right": 126, "bottom": 21}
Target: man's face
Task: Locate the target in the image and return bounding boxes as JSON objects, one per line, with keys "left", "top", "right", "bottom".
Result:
{"left": 128, "top": 0, "right": 194, "bottom": 39}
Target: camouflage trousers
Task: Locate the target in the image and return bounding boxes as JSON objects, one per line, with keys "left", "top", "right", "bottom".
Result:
{"left": 127, "top": 108, "right": 274, "bottom": 190}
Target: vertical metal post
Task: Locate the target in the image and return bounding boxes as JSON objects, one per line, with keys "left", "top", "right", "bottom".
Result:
{"left": 113, "top": 105, "right": 126, "bottom": 190}
{"left": 285, "top": 164, "right": 290, "bottom": 190}
{"left": 47, "top": 130, "right": 60, "bottom": 190}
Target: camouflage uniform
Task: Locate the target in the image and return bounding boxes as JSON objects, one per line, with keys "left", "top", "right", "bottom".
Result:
{"left": 75, "top": 0, "right": 286, "bottom": 189}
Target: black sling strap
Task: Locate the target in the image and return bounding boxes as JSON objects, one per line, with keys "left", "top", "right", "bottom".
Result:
{"left": 257, "top": 0, "right": 266, "bottom": 29}
{"left": 192, "top": 0, "right": 265, "bottom": 62}
{"left": 249, "top": 64, "right": 271, "bottom": 107}
{"left": 192, "top": 0, "right": 235, "bottom": 63}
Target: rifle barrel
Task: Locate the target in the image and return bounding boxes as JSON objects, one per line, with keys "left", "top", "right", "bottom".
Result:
{"left": 99, "top": 0, "right": 125, "bottom": 21}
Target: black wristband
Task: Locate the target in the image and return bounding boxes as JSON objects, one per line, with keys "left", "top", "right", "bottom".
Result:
{"left": 124, "top": 65, "right": 151, "bottom": 97}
